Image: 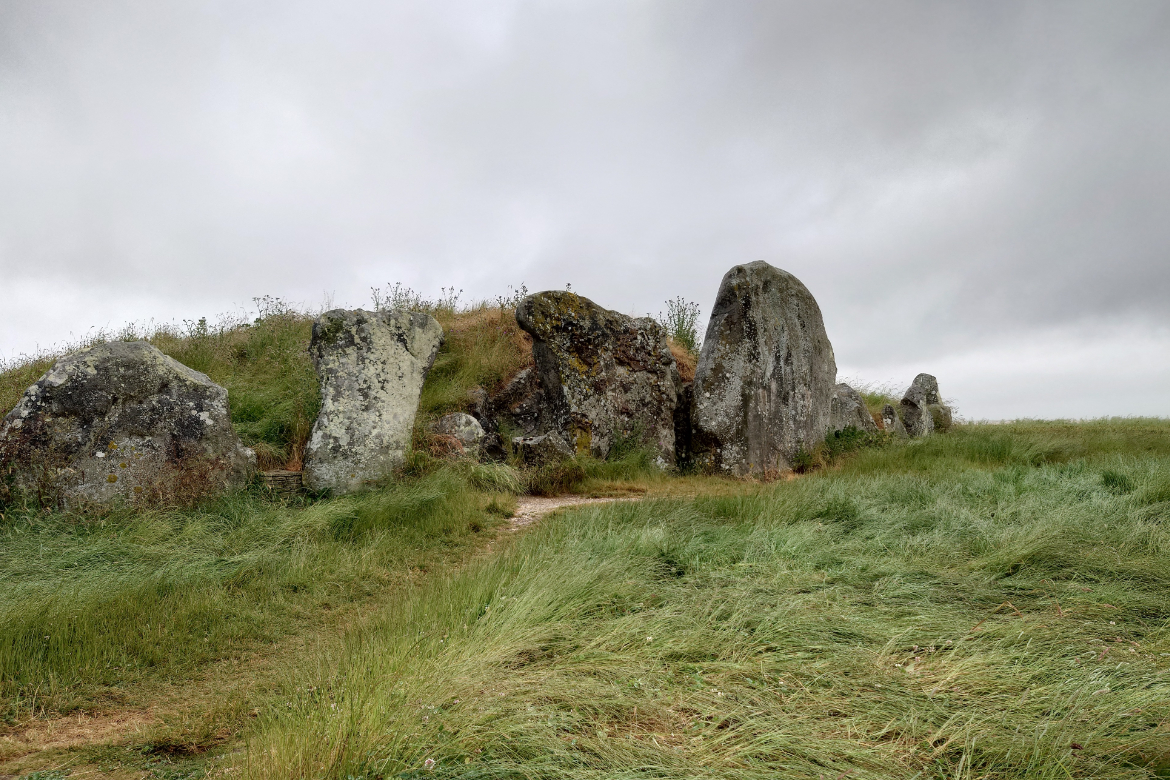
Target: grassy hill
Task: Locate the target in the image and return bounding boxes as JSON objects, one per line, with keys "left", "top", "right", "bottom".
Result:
{"left": 1, "top": 303, "right": 1168, "bottom": 779}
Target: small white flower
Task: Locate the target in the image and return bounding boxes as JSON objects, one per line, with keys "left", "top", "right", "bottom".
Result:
{"left": 424, "top": 758, "right": 436, "bottom": 771}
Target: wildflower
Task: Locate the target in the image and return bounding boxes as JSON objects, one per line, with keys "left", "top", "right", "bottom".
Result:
{"left": 424, "top": 758, "right": 436, "bottom": 771}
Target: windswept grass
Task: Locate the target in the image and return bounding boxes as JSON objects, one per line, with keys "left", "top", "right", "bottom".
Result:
{"left": 243, "top": 419, "right": 1170, "bottom": 780}
{"left": 0, "top": 468, "right": 502, "bottom": 723}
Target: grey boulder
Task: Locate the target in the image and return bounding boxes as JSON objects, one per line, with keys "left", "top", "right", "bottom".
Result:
{"left": 829, "top": 383, "right": 878, "bottom": 434}
{"left": 431, "top": 412, "right": 485, "bottom": 455}
{"left": 900, "top": 373, "right": 951, "bottom": 437}
{"left": 0, "top": 341, "right": 254, "bottom": 506}
{"left": 303, "top": 309, "right": 443, "bottom": 494}
{"left": 691, "top": 261, "right": 837, "bottom": 475}
{"left": 881, "top": 404, "right": 909, "bottom": 438}
{"left": 516, "top": 291, "right": 680, "bottom": 465}
{"left": 484, "top": 367, "right": 543, "bottom": 438}
{"left": 512, "top": 433, "right": 574, "bottom": 466}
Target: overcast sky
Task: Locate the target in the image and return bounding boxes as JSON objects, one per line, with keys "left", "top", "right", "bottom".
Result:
{"left": 1, "top": 1, "right": 1167, "bottom": 420}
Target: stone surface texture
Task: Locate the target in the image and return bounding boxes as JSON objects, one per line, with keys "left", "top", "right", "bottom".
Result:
{"left": 900, "top": 373, "right": 945, "bottom": 438}
{"left": 690, "top": 261, "right": 837, "bottom": 475}
{"left": 431, "top": 412, "right": 485, "bottom": 454}
{"left": 515, "top": 291, "right": 681, "bottom": 465}
{"left": 303, "top": 308, "right": 443, "bottom": 494}
{"left": 881, "top": 404, "right": 909, "bottom": 438}
{"left": 512, "top": 433, "right": 574, "bottom": 466}
{"left": 829, "top": 383, "right": 879, "bottom": 434}
{"left": 0, "top": 341, "right": 254, "bottom": 506}
{"left": 483, "top": 367, "right": 542, "bottom": 437}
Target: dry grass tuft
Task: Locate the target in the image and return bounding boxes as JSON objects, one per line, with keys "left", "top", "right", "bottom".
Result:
{"left": 669, "top": 341, "right": 697, "bottom": 383}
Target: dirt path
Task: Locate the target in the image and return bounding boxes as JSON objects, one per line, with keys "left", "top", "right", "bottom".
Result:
{"left": 507, "top": 495, "right": 625, "bottom": 529}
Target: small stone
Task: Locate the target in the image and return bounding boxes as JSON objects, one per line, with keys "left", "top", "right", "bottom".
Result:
{"left": 881, "top": 404, "right": 909, "bottom": 438}
{"left": 900, "top": 373, "right": 949, "bottom": 438}
{"left": 484, "top": 367, "right": 542, "bottom": 438}
{"left": 829, "top": 383, "right": 878, "bottom": 434}
{"left": 431, "top": 413, "right": 485, "bottom": 455}
{"left": 511, "top": 433, "right": 574, "bottom": 466}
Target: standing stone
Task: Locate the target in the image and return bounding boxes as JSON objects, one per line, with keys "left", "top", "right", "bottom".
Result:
{"left": 829, "top": 383, "right": 878, "bottom": 434}
{"left": 0, "top": 341, "right": 254, "bottom": 507}
{"left": 691, "top": 262, "right": 836, "bottom": 475}
{"left": 303, "top": 309, "right": 443, "bottom": 494}
{"left": 515, "top": 291, "right": 680, "bottom": 465}
{"left": 881, "top": 404, "right": 909, "bottom": 438}
{"left": 900, "top": 373, "right": 948, "bottom": 438}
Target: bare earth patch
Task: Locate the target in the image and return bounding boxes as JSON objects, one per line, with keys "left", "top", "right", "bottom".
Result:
{"left": 0, "top": 708, "right": 159, "bottom": 760}
{"left": 507, "top": 496, "right": 625, "bottom": 529}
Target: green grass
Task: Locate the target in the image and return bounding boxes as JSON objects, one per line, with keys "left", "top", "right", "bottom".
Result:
{"left": 0, "top": 468, "right": 504, "bottom": 725}
{"left": 241, "top": 420, "right": 1170, "bottom": 779}
{"left": 4, "top": 300, "right": 1169, "bottom": 778}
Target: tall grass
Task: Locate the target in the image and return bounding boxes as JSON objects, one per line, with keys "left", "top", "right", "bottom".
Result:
{"left": 0, "top": 468, "right": 501, "bottom": 722}
{"left": 243, "top": 420, "right": 1170, "bottom": 779}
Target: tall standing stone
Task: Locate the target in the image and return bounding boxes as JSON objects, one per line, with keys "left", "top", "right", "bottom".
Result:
{"left": 515, "top": 291, "right": 681, "bottom": 465}
{"left": 0, "top": 341, "right": 254, "bottom": 507}
{"left": 303, "top": 309, "right": 443, "bottom": 494}
{"left": 691, "top": 262, "right": 837, "bottom": 475}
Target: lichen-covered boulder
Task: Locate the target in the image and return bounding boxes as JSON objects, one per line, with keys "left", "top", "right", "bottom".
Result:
{"left": 691, "top": 262, "right": 837, "bottom": 475}
{"left": 431, "top": 412, "right": 485, "bottom": 455}
{"left": 900, "top": 373, "right": 949, "bottom": 438}
{"left": 829, "top": 383, "right": 878, "bottom": 434}
{"left": 484, "top": 367, "right": 542, "bottom": 437}
{"left": 303, "top": 309, "right": 443, "bottom": 494}
{"left": 881, "top": 404, "right": 909, "bottom": 438}
{"left": 512, "top": 432, "right": 574, "bottom": 466}
{"left": 0, "top": 341, "right": 254, "bottom": 506}
{"left": 515, "top": 291, "right": 680, "bottom": 465}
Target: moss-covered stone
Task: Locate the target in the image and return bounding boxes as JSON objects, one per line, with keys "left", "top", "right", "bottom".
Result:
{"left": 515, "top": 291, "right": 681, "bottom": 465}
{"left": 302, "top": 309, "right": 443, "bottom": 494}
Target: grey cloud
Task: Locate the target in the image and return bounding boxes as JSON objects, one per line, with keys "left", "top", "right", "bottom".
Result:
{"left": 1, "top": 1, "right": 1167, "bottom": 417}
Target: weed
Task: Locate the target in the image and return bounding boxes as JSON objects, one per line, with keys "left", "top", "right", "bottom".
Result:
{"left": 655, "top": 297, "right": 701, "bottom": 354}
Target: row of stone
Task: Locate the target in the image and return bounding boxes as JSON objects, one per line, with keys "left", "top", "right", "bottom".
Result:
{"left": 0, "top": 261, "right": 951, "bottom": 505}
{"left": 471, "top": 261, "right": 950, "bottom": 479}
